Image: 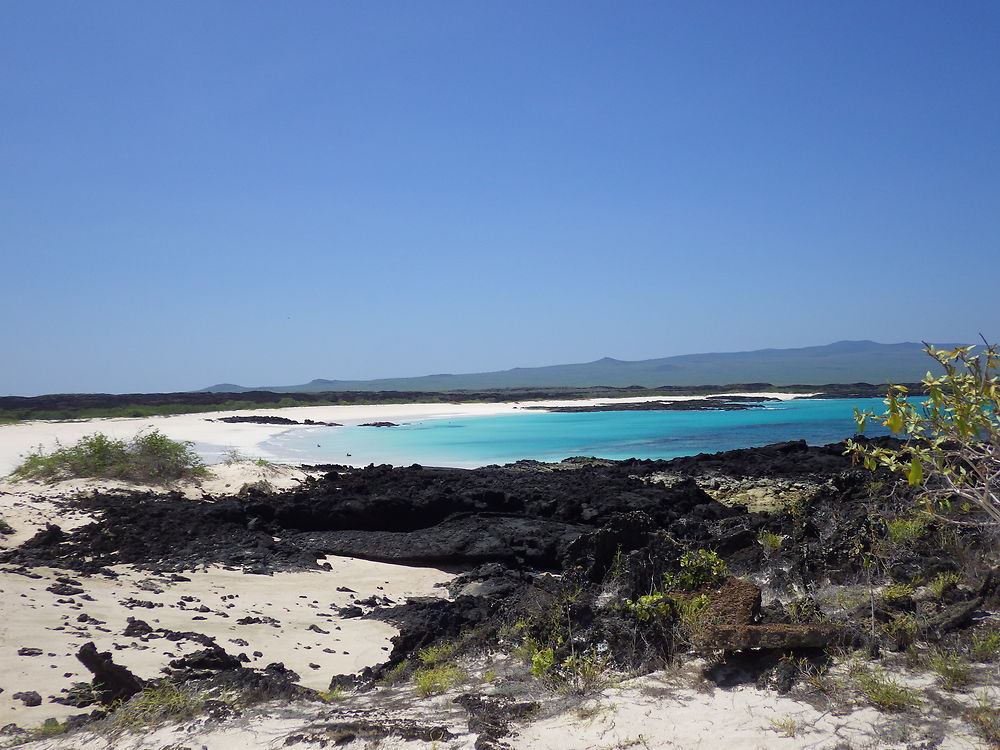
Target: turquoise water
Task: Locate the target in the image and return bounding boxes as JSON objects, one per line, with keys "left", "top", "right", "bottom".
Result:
{"left": 262, "top": 398, "right": 894, "bottom": 468}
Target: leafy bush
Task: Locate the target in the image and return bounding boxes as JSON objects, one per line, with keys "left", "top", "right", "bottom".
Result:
{"left": 413, "top": 664, "right": 463, "bottom": 696}
{"left": 663, "top": 549, "right": 729, "bottom": 590}
{"left": 846, "top": 342, "right": 1000, "bottom": 525}
{"left": 531, "top": 647, "right": 556, "bottom": 678}
{"left": 11, "top": 430, "right": 209, "bottom": 484}
{"left": 623, "top": 591, "right": 671, "bottom": 622}
{"left": 412, "top": 639, "right": 465, "bottom": 696}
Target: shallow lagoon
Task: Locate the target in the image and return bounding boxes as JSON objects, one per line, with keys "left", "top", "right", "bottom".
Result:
{"left": 262, "top": 397, "right": 894, "bottom": 468}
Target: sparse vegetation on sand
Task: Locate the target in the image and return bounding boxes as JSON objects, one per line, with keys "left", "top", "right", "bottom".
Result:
{"left": 10, "top": 430, "right": 209, "bottom": 484}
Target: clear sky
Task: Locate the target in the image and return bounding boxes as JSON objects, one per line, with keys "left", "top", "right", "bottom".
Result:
{"left": 3, "top": 1, "right": 998, "bottom": 395}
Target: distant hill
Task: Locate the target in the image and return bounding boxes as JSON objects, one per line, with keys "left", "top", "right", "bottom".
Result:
{"left": 200, "top": 340, "right": 956, "bottom": 393}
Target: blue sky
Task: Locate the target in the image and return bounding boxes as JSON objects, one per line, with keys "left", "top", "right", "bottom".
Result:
{"left": 3, "top": 1, "right": 998, "bottom": 395}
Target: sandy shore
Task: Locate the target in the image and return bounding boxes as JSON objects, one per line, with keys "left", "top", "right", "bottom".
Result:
{"left": 0, "top": 393, "right": 807, "bottom": 477}
{"left": 0, "top": 557, "right": 453, "bottom": 730}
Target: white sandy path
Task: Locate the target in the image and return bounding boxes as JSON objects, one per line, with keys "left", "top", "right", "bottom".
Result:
{"left": 0, "top": 394, "right": 808, "bottom": 477}
{"left": 0, "top": 557, "right": 453, "bottom": 729}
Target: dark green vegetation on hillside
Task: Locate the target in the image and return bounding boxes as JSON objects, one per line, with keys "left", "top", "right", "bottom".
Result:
{"left": 201, "top": 340, "right": 955, "bottom": 393}
{"left": 0, "top": 382, "right": 915, "bottom": 422}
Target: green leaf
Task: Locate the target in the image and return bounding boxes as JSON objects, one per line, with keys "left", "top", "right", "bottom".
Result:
{"left": 887, "top": 411, "right": 903, "bottom": 435}
{"left": 907, "top": 460, "right": 923, "bottom": 486}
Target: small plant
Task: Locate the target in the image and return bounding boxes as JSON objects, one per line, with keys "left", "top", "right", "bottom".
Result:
{"left": 757, "top": 530, "right": 784, "bottom": 552}
{"left": 672, "top": 594, "right": 710, "bottom": 633}
{"left": 23, "top": 717, "right": 68, "bottom": 742}
{"left": 531, "top": 647, "right": 556, "bottom": 678}
{"left": 967, "top": 692, "right": 1000, "bottom": 747}
{"left": 928, "top": 649, "right": 972, "bottom": 690}
{"left": 881, "top": 612, "right": 919, "bottom": 650}
{"left": 222, "top": 447, "right": 245, "bottom": 464}
{"left": 787, "top": 597, "right": 825, "bottom": 624}
{"left": 767, "top": 715, "right": 801, "bottom": 737}
{"left": 624, "top": 591, "right": 671, "bottom": 622}
{"left": 971, "top": 627, "right": 1000, "bottom": 662}
{"left": 320, "top": 685, "right": 347, "bottom": 701}
{"left": 12, "top": 430, "right": 209, "bottom": 484}
{"left": 607, "top": 545, "right": 627, "bottom": 581}
{"left": 884, "top": 517, "right": 927, "bottom": 546}
{"left": 789, "top": 656, "right": 838, "bottom": 697}
{"left": 377, "top": 659, "right": 411, "bottom": 686}
{"left": 411, "top": 639, "right": 465, "bottom": 696}
{"left": 413, "top": 664, "right": 463, "bottom": 696}
{"left": 0, "top": 517, "right": 13, "bottom": 535}
{"left": 102, "top": 682, "right": 209, "bottom": 734}
{"left": 853, "top": 667, "right": 921, "bottom": 712}
{"left": 663, "top": 549, "right": 729, "bottom": 591}
{"left": 559, "top": 648, "right": 613, "bottom": 694}
{"left": 418, "top": 641, "right": 458, "bottom": 666}
{"left": 881, "top": 582, "right": 915, "bottom": 602}
{"left": 927, "top": 571, "right": 962, "bottom": 598}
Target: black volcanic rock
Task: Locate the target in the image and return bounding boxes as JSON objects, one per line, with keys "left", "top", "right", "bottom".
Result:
{"left": 76, "top": 642, "right": 144, "bottom": 703}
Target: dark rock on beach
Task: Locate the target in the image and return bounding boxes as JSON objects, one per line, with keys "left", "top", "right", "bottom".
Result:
{"left": 76, "top": 642, "right": 145, "bottom": 703}
{"left": 528, "top": 395, "right": 778, "bottom": 413}
{"left": 211, "top": 415, "right": 341, "bottom": 427}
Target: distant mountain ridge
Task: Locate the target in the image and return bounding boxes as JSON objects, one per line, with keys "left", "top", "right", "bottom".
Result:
{"left": 200, "top": 340, "right": 957, "bottom": 393}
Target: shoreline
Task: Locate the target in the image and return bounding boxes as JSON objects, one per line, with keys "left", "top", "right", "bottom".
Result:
{"left": 0, "top": 392, "right": 810, "bottom": 477}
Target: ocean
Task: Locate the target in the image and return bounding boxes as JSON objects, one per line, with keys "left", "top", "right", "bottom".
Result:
{"left": 261, "top": 397, "right": 895, "bottom": 468}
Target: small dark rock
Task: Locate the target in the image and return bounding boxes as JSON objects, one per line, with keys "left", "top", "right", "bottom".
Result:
{"left": 12, "top": 691, "right": 42, "bottom": 707}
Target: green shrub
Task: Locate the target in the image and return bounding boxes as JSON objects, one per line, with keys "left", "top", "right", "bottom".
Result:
{"left": 663, "top": 549, "right": 729, "bottom": 590}
{"left": 971, "top": 628, "right": 1000, "bottom": 662}
{"left": 0, "top": 517, "right": 13, "bottom": 535}
{"left": 531, "top": 647, "right": 556, "bottom": 678}
{"left": 927, "top": 571, "right": 962, "bottom": 599}
{"left": 884, "top": 517, "right": 927, "bottom": 546}
{"left": 928, "top": 649, "right": 972, "bottom": 690}
{"left": 757, "top": 530, "right": 784, "bottom": 552}
{"left": 413, "top": 664, "right": 463, "bottom": 696}
{"left": 11, "top": 430, "right": 209, "bottom": 484}
{"left": 787, "top": 597, "right": 825, "bottom": 624}
{"left": 623, "top": 591, "right": 671, "bottom": 622}
{"left": 377, "top": 659, "right": 411, "bottom": 686}
{"left": 418, "top": 641, "right": 458, "bottom": 666}
{"left": 846, "top": 342, "right": 1000, "bottom": 525}
{"left": 881, "top": 582, "right": 915, "bottom": 602}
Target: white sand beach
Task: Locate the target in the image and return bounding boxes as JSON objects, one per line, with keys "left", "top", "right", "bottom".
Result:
{"left": 0, "top": 393, "right": 808, "bottom": 478}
